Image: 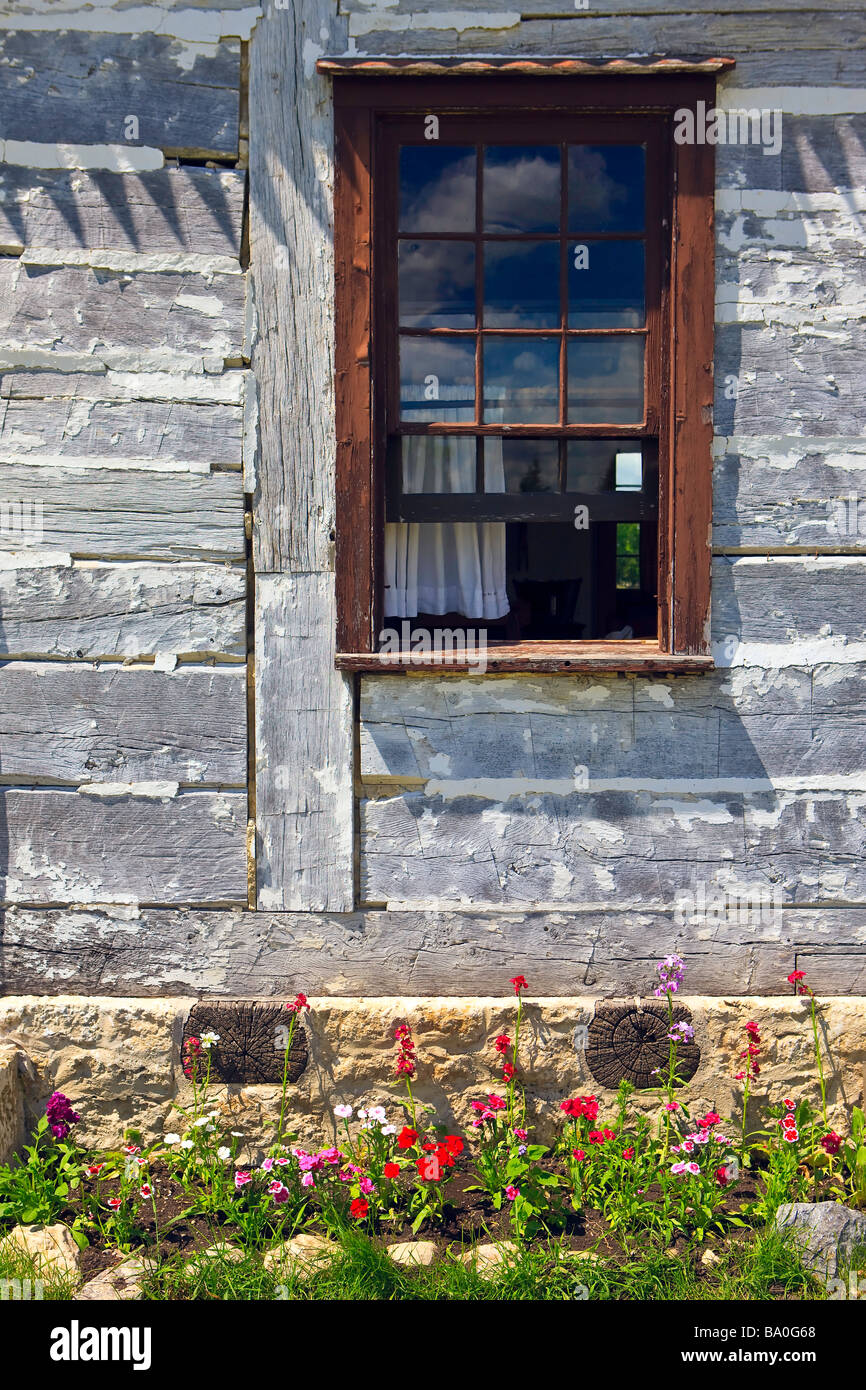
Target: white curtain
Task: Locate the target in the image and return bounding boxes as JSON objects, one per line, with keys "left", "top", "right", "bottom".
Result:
{"left": 384, "top": 433, "right": 509, "bottom": 620}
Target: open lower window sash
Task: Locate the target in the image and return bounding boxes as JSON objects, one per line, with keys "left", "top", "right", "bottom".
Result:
{"left": 332, "top": 73, "right": 717, "bottom": 667}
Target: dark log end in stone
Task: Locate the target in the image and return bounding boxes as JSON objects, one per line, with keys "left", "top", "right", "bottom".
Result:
{"left": 182, "top": 1001, "right": 308, "bottom": 1085}
{"left": 584, "top": 1001, "right": 700, "bottom": 1090}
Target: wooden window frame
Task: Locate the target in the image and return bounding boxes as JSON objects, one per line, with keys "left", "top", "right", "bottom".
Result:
{"left": 331, "top": 71, "right": 719, "bottom": 674}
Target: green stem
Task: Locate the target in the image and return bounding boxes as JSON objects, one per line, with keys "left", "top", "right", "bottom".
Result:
{"left": 809, "top": 994, "right": 828, "bottom": 1128}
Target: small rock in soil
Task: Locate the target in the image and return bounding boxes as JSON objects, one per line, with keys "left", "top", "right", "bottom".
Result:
{"left": 75, "top": 1255, "right": 156, "bottom": 1302}
{"left": 263, "top": 1233, "right": 336, "bottom": 1277}
{"left": 0, "top": 1223, "right": 80, "bottom": 1280}
{"left": 387, "top": 1240, "right": 438, "bottom": 1268}
{"left": 701, "top": 1248, "right": 722, "bottom": 1268}
{"left": 457, "top": 1241, "right": 519, "bottom": 1275}
{"left": 775, "top": 1201, "right": 866, "bottom": 1281}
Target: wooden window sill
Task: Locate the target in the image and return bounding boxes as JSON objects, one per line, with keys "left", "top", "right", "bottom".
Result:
{"left": 336, "top": 643, "right": 714, "bottom": 675}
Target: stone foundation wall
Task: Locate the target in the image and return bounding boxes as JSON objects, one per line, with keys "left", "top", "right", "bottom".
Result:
{"left": 1, "top": 996, "right": 863, "bottom": 1156}
{"left": 0, "top": 1044, "right": 26, "bottom": 1164}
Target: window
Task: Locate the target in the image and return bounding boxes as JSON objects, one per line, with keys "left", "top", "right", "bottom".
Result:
{"left": 329, "top": 64, "right": 721, "bottom": 672}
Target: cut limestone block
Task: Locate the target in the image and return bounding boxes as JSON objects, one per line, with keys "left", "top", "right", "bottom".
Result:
{"left": 0, "top": 1046, "right": 25, "bottom": 1165}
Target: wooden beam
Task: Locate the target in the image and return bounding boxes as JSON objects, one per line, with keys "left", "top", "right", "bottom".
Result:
{"left": 0, "top": 788, "right": 247, "bottom": 905}
{"left": 248, "top": 4, "right": 355, "bottom": 912}
{"left": 0, "top": 562, "right": 246, "bottom": 659}
{"left": 0, "top": 167, "right": 245, "bottom": 258}
{"left": 0, "top": 32, "right": 240, "bottom": 158}
{"left": 0, "top": 664, "right": 246, "bottom": 786}
{"left": 3, "top": 903, "right": 864, "bottom": 998}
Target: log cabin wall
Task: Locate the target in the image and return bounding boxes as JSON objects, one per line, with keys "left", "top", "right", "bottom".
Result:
{"left": 0, "top": 0, "right": 864, "bottom": 998}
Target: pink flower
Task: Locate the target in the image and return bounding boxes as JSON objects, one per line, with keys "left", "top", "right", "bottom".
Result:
{"left": 301, "top": 1172, "right": 314, "bottom": 1187}
{"left": 359, "top": 1176, "right": 376, "bottom": 1196}
{"left": 783, "top": 1128, "right": 799, "bottom": 1143}
{"left": 107, "top": 1197, "right": 122, "bottom": 1210}
{"left": 504, "top": 1184, "right": 520, "bottom": 1201}
{"left": 139, "top": 1184, "right": 152, "bottom": 1198}
{"left": 234, "top": 1170, "right": 252, "bottom": 1188}
{"left": 261, "top": 1157, "right": 274, "bottom": 1171}
{"left": 269, "top": 1181, "right": 290, "bottom": 1203}
{"left": 572, "top": 1148, "right": 586, "bottom": 1162}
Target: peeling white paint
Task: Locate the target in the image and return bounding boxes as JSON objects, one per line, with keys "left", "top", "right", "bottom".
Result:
{"left": 78, "top": 781, "right": 180, "bottom": 799}
{"left": 718, "top": 86, "right": 866, "bottom": 117}
{"left": 0, "top": 5, "right": 262, "bottom": 41}
{"left": 348, "top": 9, "right": 520, "bottom": 36}
{"left": 1, "top": 453, "right": 212, "bottom": 473}
{"left": 3, "top": 141, "right": 164, "bottom": 172}
{"left": 0, "top": 549, "right": 72, "bottom": 568}
{"left": 174, "top": 292, "right": 225, "bottom": 319}
{"left": 21, "top": 248, "right": 241, "bottom": 277}
{"left": 153, "top": 653, "right": 178, "bottom": 672}
{"left": 422, "top": 774, "right": 866, "bottom": 800}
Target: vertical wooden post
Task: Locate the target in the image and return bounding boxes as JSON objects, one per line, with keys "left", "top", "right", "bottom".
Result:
{"left": 248, "top": 1, "right": 354, "bottom": 910}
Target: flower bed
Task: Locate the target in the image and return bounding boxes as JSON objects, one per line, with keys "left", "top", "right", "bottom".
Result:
{"left": 0, "top": 964, "right": 864, "bottom": 1299}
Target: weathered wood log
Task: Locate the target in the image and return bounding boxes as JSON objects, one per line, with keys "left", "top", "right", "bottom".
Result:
{"left": 0, "top": 32, "right": 240, "bottom": 158}
{"left": 359, "top": 664, "right": 866, "bottom": 783}
{"left": 713, "top": 439, "right": 866, "bottom": 551}
{"left": 248, "top": 0, "right": 346, "bottom": 573}
{"left": 0, "top": 788, "right": 247, "bottom": 905}
{"left": 715, "top": 323, "right": 865, "bottom": 436}
{"left": 254, "top": 573, "right": 354, "bottom": 912}
{"left": 711, "top": 556, "right": 866, "bottom": 648}
{"left": 2, "top": 904, "right": 863, "bottom": 998}
{"left": 248, "top": 4, "right": 355, "bottom": 913}
{"left": 717, "top": 116, "right": 866, "bottom": 191}
{"left": 0, "top": 561, "right": 246, "bottom": 658}
{"left": 0, "top": 398, "right": 242, "bottom": 469}
{"left": 0, "top": 369, "right": 248, "bottom": 407}
{"left": 0, "top": 262, "right": 245, "bottom": 365}
{"left": 0, "top": 664, "right": 246, "bottom": 786}
{"left": 0, "top": 167, "right": 245, "bottom": 257}
{"left": 0, "top": 466, "right": 244, "bottom": 559}
{"left": 360, "top": 786, "right": 866, "bottom": 908}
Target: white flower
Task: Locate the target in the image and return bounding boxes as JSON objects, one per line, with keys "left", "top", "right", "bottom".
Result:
{"left": 217, "top": 1147, "right": 231, "bottom": 1161}
{"left": 334, "top": 1104, "right": 353, "bottom": 1119}
{"left": 163, "top": 1133, "right": 181, "bottom": 1145}
{"left": 357, "top": 1108, "right": 368, "bottom": 1120}
{"left": 381, "top": 1125, "right": 397, "bottom": 1136}
{"left": 367, "top": 1106, "right": 387, "bottom": 1123}
{"left": 180, "top": 1139, "right": 195, "bottom": 1151}
{"left": 230, "top": 1130, "right": 244, "bottom": 1138}
{"left": 192, "top": 1116, "right": 212, "bottom": 1128}
{"left": 200, "top": 1032, "right": 220, "bottom": 1049}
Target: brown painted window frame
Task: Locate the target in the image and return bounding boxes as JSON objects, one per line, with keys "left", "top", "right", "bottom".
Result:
{"left": 331, "top": 71, "right": 718, "bottom": 674}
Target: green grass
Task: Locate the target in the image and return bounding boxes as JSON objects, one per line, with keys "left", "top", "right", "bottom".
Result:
{"left": 0, "top": 1246, "right": 80, "bottom": 1301}
{"left": 131, "top": 1227, "right": 825, "bottom": 1302}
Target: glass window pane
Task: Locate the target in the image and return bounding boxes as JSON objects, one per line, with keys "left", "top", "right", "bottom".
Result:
{"left": 568, "top": 240, "right": 645, "bottom": 328}
{"left": 400, "top": 337, "right": 476, "bottom": 422}
{"left": 567, "top": 337, "right": 644, "bottom": 424}
{"left": 616, "top": 522, "right": 641, "bottom": 589}
{"left": 399, "top": 146, "right": 476, "bottom": 232}
{"left": 566, "top": 440, "right": 644, "bottom": 493}
{"left": 483, "top": 337, "right": 560, "bottom": 424}
{"left": 402, "top": 436, "right": 477, "bottom": 493}
{"left": 483, "top": 146, "right": 560, "bottom": 232}
{"left": 483, "top": 241, "right": 560, "bottom": 328}
{"left": 615, "top": 451, "right": 643, "bottom": 491}
{"left": 485, "top": 438, "right": 559, "bottom": 494}
{"left": 399, "top": 240, "right": 475, "bottom": 328}
{"left": 568, "top": 145, "right": 645, "bottom": 233}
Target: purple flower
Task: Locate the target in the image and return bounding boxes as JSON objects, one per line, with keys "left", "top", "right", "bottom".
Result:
{"left": 45, "top": 1091, "right": 80, "bottom": 1140}
{"left": 654, "top": 954, "right": 686, "bottom": 998}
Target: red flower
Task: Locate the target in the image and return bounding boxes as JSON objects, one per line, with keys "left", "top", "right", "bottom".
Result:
{"left": 715, "top": 1165, "right": 730, "bottom": 1188}
{"left": 783, "top": 1128, "right": 799, "bottom": 1143}
{"left": 394, "top": 1022, "right": 417, "bottom": 1080}
{"left": 502, "top": 1061, "right": 516, "bottom": 1081}
{"left": 397, "top": 1126, "right": 417, "bottom": 1150}
{"left": 622, "top": 1147, "right": 634, "bottom": 1160}
{"left": 350, "top": 1198, "right": 369, "bottom": 1219}
{"left": 787, "top": 971, "right": 806, "bottom": 984}
{"left": 416, "top": 1154, "right": 441, "bottom": 1181}
{"left": 572, "top": 1148, "right": 586, "bottom": 1162}
{"left": 443, "top": 1135, "right": 463, "bottom": 1156}
{"left": 745, "top": 1021, "right": 761, "bottom": 1039}
{"left": 287, "top": 993, "right": 308, "bottom": 1014}
{"left": 494, "top": 1034, "right": 511, "bottom": 1054}
{"left": 588, "top": 1128, "right": 615, "bottom": 1144}
{"left": 486, "top": 1094, "right": 507, "bottom": 1112}
{"left": 783, "top": 1097, "right": 795, "bottom": 1110}
{"left": 383, "top": 1162, "right": 400, "bottom": 1179}
{"left": 821, "top": 1131, "right": 842, "bottom": 1156}
{"left": 510, "top": 975, "right": 528, "bottom": 995}
{"left": 699, "top": 1112, "right": 721, "bottom": 1128}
